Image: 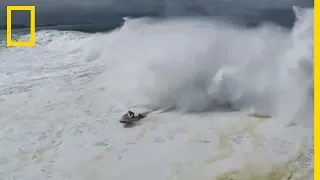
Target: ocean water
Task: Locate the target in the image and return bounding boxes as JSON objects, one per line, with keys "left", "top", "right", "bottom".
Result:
{"left": 0, "top": 4, "right": 314, "bottom": 180}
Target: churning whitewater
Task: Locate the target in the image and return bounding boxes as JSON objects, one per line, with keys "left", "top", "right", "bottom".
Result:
{"left": 0, "top": 5, "right": 313, "bottom": 180}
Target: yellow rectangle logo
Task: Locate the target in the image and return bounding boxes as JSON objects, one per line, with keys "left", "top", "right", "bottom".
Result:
{"left": 6, "top": 6, "right": 36, "bottom": 47}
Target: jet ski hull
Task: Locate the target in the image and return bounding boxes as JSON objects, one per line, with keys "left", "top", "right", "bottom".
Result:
{"left": 120, "top": 114, "right": 146, "bottom": 123}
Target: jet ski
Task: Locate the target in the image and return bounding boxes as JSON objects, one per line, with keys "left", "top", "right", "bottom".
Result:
{"left": 120, "top": 111, "right": 146, "bottom": 123}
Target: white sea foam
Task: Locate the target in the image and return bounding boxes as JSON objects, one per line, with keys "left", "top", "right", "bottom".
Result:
{"left": 0, "top": 6, "right": 313, "bottom": 180}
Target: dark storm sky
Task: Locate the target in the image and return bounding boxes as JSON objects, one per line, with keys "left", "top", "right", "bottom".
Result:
{"left": 0, "top": 0, "right": 314, "bottom": 26}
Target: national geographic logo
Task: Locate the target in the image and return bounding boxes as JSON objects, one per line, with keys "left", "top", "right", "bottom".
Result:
{"left": 6, "top": 6, "right": 36, "bottom": 47}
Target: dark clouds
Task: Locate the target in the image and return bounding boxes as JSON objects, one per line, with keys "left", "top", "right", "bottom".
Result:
{"left": 0, "top": 0, "right": 313, "bottom": 27}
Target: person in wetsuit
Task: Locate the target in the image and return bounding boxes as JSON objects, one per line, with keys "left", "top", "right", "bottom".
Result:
{"left": 127, "top": 110, "right": 135, "bottom": 119}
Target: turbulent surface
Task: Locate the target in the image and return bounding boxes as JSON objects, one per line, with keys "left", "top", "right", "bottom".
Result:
{"left": 0, "top": 4, "right": 313, "bottom": 180}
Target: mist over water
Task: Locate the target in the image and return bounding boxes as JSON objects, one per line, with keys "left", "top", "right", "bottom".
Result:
{"left": 81, "top": 6, "right": 313, "bottom": 127}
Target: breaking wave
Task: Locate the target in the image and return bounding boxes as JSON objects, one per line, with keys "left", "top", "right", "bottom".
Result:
{"left": 82, "top": 6, "right": 313, "bottom": 126}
